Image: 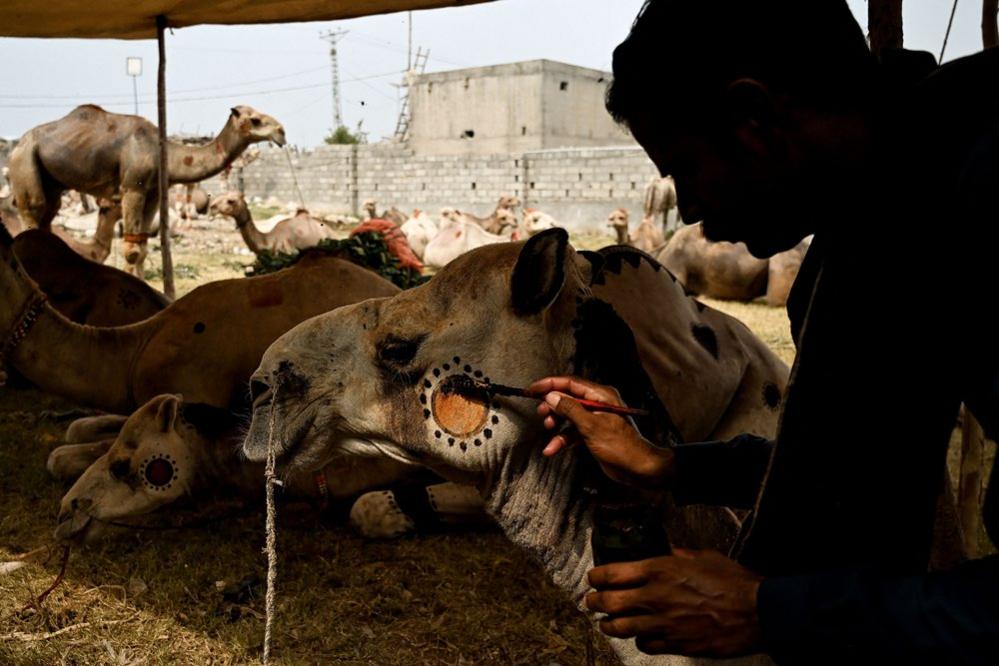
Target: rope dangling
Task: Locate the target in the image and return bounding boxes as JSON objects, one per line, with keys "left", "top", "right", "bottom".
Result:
{"left": 263, "top": 386, "right": 283, "bottom": 664}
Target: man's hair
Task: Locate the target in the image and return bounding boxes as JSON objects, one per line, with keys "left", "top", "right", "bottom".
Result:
{"left": 607, "top": 0, "right": 876, "bottom": 125}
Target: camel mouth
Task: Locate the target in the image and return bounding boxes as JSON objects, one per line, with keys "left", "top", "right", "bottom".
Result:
{"left": 54, "top": 511, "right": 94, "bottom": 543}
{"left": 270, "top": 132, "right": 287, "bottom": 148}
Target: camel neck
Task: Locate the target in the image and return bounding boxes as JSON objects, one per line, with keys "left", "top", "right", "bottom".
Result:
{"left": 11, "top": 305, "right": 150, "bottom": 414}
{"left": 485, "top": 447, "right": 595, "bottom": 607}
{"left": 233, "top": 208, "right": 268, "bottom": 254}
{"left": 167, "top": 119, "right": 248, "bottom": 184}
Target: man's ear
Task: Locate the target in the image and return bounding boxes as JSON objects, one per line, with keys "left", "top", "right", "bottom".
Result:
{"left": 156, "top": 395, "right": 182, "bottom": 433}
{"left": 724, "top": 78, "right": 780, "bottom": 155}
{"left": 511, "top": 228, "right": 569, "bottom": 315}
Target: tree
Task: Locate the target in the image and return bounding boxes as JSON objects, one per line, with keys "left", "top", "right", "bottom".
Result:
{"left": 868, "top": 0, "right": 903, "bottom": 57}
{"left": 324, "top": 125, "right": 360, "bottom": 145}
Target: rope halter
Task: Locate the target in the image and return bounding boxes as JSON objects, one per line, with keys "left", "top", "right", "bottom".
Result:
{"left": 0, "top": 293, "right": 46, "bottom": 386}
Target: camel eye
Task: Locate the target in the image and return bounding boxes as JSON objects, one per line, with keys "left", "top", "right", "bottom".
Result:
{"left": 251, "top": 117, "right": 262, "bottom": 126}
{"left": 377, "top": 335, "right": 425, "bottom": 366}
{"left": 109, "top": 459, "right": 131, "bottom": 480}
{"left": 143, "top": 456, "right": 176, "bottom": 490}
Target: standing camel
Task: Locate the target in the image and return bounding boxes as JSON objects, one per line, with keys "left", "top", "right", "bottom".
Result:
{"left": 8, "top": 104, "right": 285, "bottom": 278}
{"left": 644, "top": 175, "right": 680, "bottom": 235}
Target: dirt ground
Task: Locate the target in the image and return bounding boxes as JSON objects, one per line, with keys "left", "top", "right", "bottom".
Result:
{"left": 0, "top": 220, "right": 911, "bottom": 664}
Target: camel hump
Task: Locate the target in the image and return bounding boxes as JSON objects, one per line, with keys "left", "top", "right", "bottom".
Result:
{"left": 71, "top": 104, "right": 109, "bottom": 118}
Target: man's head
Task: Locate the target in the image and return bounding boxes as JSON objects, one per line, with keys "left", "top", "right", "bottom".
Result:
{"left": 608, "top": 0, "right": 876, "bottom": 256}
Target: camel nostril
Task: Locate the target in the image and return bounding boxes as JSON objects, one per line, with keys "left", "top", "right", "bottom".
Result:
{"left": 250, "top": 379, "right": 272, "bottom": 407}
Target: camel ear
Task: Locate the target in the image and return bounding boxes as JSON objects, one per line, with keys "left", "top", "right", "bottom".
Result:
{"left": 511, "top": 228, "right": 569, "bottom": 315}
{"left": 230, "top": 107, "right": 241, "bottom": 118}
{"left": 156, "top": 395, "right": 181, "bottom": 433}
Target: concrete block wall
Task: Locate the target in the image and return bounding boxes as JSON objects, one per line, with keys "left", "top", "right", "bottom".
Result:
{"left": 214, "top": 143, "right": 661, "bottom": 233}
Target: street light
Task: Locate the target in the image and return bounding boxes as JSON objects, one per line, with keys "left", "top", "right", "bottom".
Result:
{"left": 126, "top": 57, "right": 142, "bottom": 115}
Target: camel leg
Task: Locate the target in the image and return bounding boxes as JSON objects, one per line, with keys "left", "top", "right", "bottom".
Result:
{"left": 349, "top": 481, "right": 488, "bottom": 539}
{"left": 46, "top": 440, "right": 113, "bottom": 482}
{"left": 120, "top": 189, "right": 150, "bottom": 278}
{"left": 65, "top": 414, "right": 128, "bottom": 444}
{"left": 9, "top": 149, "right": 61, "bottom": 231}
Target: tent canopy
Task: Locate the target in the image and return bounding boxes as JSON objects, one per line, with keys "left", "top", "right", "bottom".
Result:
{"left": 0, "top": 0, "right": 494, "bottom": 39}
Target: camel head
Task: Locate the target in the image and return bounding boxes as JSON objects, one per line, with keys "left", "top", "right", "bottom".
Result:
{"left": 242, "top": 229, "right": 606, "bottom": 483}
{"left": 497, "top": 195, "right": 521, "bottom": 211}
{"left": 363, "top": 199, "right": 378, "bottom": 219}
{"left": 439, "top": 207, "right": 462, "bottom": 224}
{"left": 494, "top": 209, "right": 518, "bottom": 234}
{"left": 229, "top": 105, "right": 286, "bottom": 147}
{"left": 607, "top": 208, "right": 630, "bottom": 229}
{"left": 523, "top": 210, "right": 557, "bottom": 237}
{"left": 54, "top": 395, "right": 225, "bottom": 543}
{"left": 209, "top": 191, "right": 248, "bottom": 223}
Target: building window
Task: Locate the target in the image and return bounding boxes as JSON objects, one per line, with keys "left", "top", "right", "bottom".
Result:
{"left": 522, "top": 126, "right": 527, "bottom": 135}
{"left": 631, "top": 182, "right": 637, "bottom": 190}
{"left": 579, "top": 173, "right": 583, "bottom": 181}
{"left": 514, "top": 159, "right": 519, "bottom": 168}
{"left": 428, "top": 82, "right": 434, "bottom": 94}
{"left": 462, "top": 129, "right": 475, "bottom": 139}
{"left": 514, "top": 175, "right": 520, "bottom": 182}
{"left": 530, "top": 182, "right": 536, "bottom": 189}
{"left": 464, "top": 77, "right": 470, "bottom": 90}
{"left": 472, "top": 182, "right": 477, "bottom": 190}
{"left": 565, "top": 189, "right": 570, "bottom": 197}
{"left": 559, "top": 81, "right": 569, "bottom": 91}
{"left": 609, "top": 173, "right": 614, "bottom": 181}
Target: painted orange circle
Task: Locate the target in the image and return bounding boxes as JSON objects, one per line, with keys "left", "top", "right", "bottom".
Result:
{"left": 431, "top": 386, "right": 489, "bottom": 437}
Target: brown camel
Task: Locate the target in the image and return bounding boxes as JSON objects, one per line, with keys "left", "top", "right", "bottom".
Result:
{"left": 8, "top": 104, "right": 285, "bottom": 278}
{"left": 210, "top": 191, "right": 337, "bottom": 255}
{"left": 52, "top": 394, "right": 487, "bottom": 543}
{"left": 0, "top": 234, "right": 398, "bottom": 413}
{"left": 657, "top": 222, "right": 769, "bottom": 301}
{"left": 658, "top": 222, "right": 809, "bottom": 305}
{"left": 607, "top": 208, "right": 630, "bottom": 245}
{"left": 458, "top": 194, "right": 521, "bottom": 234}
{"left": 363, "top": 199, "right": 407, "bottom": 226}
{"left": 242, "top": 230, "right": 788, "bottom": 666}
{"left": 12, "top": 228, "right": 168, "bottom": 326}
{"left": 644, "top": 175, "right": 680, "bottom": 233}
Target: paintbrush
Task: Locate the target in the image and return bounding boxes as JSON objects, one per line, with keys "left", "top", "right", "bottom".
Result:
{"left": 442, "top": 375, "right": 649, "bottom": 417}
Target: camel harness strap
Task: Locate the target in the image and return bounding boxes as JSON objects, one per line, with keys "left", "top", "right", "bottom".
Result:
{"left": 0, "top": 293, "right": 47, "bottom": 386}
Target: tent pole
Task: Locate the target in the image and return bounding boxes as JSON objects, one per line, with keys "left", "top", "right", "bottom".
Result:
{"left": 156, "top": 15, "right": 176, "bottom": 300}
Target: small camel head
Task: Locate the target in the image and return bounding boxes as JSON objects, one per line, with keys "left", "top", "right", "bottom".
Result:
{"left": 209, "top": 191, "right": 247, "bottom": 220}
{"left": 55, "top": 395, "right": 200, "bottom": 543}
{"left": 497, "top": 195, "right": 521, "bottom": 211}
{"left": 523, "top": 210, "right": 557, "bottom": 236}
{"left": 494, "top": 209, "right": 518, "bottom": 233}
{"left": 241, "top": 230, "right": 597, "bottom": 483}
{"left": 607, "top": 208, "right": 630, "bottom": 228}
{"left": 230, "top": 105, "right": 286, "bottom": 147}
{"left": 363, "top": 199, "right": 378, "bottom": 218}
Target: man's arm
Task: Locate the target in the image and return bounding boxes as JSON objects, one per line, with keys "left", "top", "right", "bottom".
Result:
{"left": 671, "top": 435, "right": 773, "bottom": 509}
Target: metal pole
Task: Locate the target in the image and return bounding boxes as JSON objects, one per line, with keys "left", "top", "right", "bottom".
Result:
{"left": 156, "top": 15, "right": 175, "bottom": 300}
{"left": 407, "top": 11, "right": 413, "bottom": 71}
{"left": 132, "top": 75, "right": 138, "bottom": 115}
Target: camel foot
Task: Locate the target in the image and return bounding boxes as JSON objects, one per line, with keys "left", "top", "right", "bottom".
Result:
{"left": 47, "top": 440, "right": 113, "bottom": 481}
{"left": 349, "top": 482, "right": 487, "bottom": 539}
{"left": 65, "top": 415, "right": 127, "bottom": 444}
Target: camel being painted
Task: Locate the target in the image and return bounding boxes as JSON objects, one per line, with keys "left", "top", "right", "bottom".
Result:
{"left": 11, "top": 228, "right": 168, "bottom": 327}
{"left": 8, "top": 104, "right": 285, "bottom": 278}
{"left": 658, "top": 223, "right": 811, "bottom": 307}
{"left": 241, "top": 230, "right": 786, "bottom": 666}
{"left": 53, "top": 394, "right": 486, "bottom": 544}
{"left": 210, "top": 191, "right": 337, "bottom": 255}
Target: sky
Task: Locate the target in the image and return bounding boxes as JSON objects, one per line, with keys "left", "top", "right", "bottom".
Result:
{"left": 0, "top": 0, "right": 984, "bottom": 147}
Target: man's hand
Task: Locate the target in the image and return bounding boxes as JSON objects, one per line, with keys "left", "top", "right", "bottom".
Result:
{"left": 529, "top": 376, "right": 674, "bottom": 491}
{"left": 586, "top": 550, "right": 764, "bottom": 657}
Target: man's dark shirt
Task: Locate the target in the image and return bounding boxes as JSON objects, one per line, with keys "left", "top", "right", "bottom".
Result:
{"left": 670, "top": 49, "right": 999, "bottom": 665}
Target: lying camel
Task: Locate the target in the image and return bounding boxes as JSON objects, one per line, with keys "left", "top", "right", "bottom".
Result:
{"left": 458, "top": 194, "right": 521, "bottom": 234}
{"left": 8, "top": 104, "right": 285, "bottom": 278}
{"left": 422, "top": 210, "right": 516, "bottom": 269}
{"left": 210, "top": 191, "right": 337, "bottom": 255}
{"left": 363, "top": 199, "right": 407, "bottom": 226}
{"left": 11, "top": 229, "right": 168, "bottom": 326}
{"left": 400, "top": 210, "right": 438, "bottom": 260}
{"left": 53, "top": 394, "right": 487, "bottom": 543}
{"left": 658, "top": 223, "right": 809, "bottom": 305}
{"left": 630, "top": 215, "right": 666, "bottom": 253}
{"left": 0, "top": 234, "right": 399, "bottom": 413}
{"left": 242, "top": 230, "right": 788, "bottom": 666}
